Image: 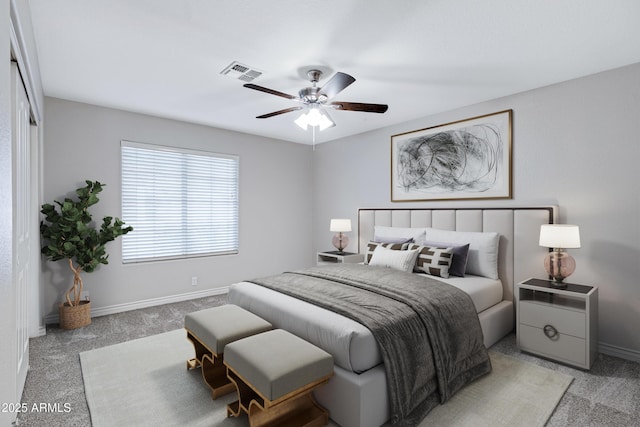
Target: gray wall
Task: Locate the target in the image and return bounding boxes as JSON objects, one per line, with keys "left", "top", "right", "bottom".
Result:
{"left": 313, "top": 63, "right": 640, "bottom": 357}
{"left": 40, "top": 63, "right": 640, "bottom": 358}
{"left": 42, "top": 98, "right": 314, "bottom": 316}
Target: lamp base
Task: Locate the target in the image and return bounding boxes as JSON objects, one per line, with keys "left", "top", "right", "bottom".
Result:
{"left": 544, "top": 250, "right": 576, "bottom": 285}
{"left": 332, "top": 233, "right": 349, "bottom": 254}
{"left": 548, "top": 281, "right": 568, "bottom": 289}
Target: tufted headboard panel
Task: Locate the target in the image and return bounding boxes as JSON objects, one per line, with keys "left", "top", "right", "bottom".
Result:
{"left": 358, "top": 207, "right": 556, "bottom": 302}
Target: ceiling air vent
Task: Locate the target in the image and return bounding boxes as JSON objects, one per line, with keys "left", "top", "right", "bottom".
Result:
{"left": 220, "top": 61, "right": 263, "bottom": 82}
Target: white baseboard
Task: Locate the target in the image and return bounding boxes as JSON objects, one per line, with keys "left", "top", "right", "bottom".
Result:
{"left": 599, "top": 341, "right": 640, "bottom": 363}
{"left": 44, "top": 286, "right": 230, "bottom": 325}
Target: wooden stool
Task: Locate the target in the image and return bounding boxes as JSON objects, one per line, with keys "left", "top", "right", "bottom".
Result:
{"left": 224, "top": 329, "right": 334, "bottom": 427}
{"left": 184, "top": 304, "right": 272, "bottom": 399}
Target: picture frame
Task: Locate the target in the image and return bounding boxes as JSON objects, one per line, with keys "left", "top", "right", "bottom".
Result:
{"left": 391, "top": 109, "right": 512, "bottom": 202}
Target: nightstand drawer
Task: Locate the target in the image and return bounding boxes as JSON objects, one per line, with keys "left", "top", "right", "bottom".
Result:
{"left": 520, "top": 301, "right": 586, "bottom": 338}
{"left": 519, "top": 324, "right": 586, "bottom": 366}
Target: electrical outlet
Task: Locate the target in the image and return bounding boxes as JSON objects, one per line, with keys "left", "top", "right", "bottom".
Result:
{"left": 191, "top": 276, "right": 198, "bottom": 286}
{"left": 81, "top": 291, "right": 90, "bottom": 301}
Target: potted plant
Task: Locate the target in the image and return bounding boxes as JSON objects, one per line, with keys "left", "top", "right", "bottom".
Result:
{"left": 40, "top": 180, "right": 133, "bottom": 329}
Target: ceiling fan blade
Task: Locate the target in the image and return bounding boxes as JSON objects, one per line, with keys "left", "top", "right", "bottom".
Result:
{"left": 243, "top": 83, "right": 298, "bottom": 100}
{"left": 318, "top": 72, "right": 356, "bottom": 99}
{"left": 329, "top": 101, "right": 389, "bottom": 113}
{"left": 256, "top": 106, "right": 304, "bottom": 119}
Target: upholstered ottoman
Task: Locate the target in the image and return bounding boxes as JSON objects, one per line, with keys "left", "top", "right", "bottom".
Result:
{"left": 224, "top": 329, "right": 334, "bottom": 427}
{"left": 185, "top": 304, "right": 273, "bottom": 399}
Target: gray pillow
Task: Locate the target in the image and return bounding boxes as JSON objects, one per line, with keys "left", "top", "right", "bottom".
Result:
{"left": 423, "top": 240, "right": 470, "bottom": 277}
{"left": 373, "top": 236, "right": 414, "bottom": 244}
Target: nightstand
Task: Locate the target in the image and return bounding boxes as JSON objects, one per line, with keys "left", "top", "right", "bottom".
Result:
{"left": 516, "top": 278, "right": 598, "bottom": 369}
{"left": 317, "top": 251, "right": 365, "bottom": 266}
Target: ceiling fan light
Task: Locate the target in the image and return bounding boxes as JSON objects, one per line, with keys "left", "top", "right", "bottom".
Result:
{"left": 309, "top": 107, "right": 335, "bottom": 131}
{"left": 295, "top": 106, "right": 335, "bottom": 132}
{"left": 306, "top": 107, "right": 323, "bottom": 126}
{"left": 294, "top": 113, "right": 310, "bottom": 130}
{"left": 317, "top": 110, "right": 335, "bottom": 131}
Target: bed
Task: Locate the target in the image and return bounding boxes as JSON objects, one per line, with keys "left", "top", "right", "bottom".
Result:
{"left": 228, "top": 207, "right": 556, "bottom": 427}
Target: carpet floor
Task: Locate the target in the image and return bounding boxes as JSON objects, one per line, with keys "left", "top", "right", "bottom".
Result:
{"left": 18, "top": 294, "right": 640, "bottom": 426}
{"left": 79, "top": 329, "right": 572, "bottom": 427}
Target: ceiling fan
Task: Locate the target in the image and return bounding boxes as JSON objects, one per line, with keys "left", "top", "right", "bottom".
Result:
{"left": 243, "top": 69, "right": 388, "bottom": 131}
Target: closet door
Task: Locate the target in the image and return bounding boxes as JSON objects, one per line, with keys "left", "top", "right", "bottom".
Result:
{"left": 11, "top": 62, "right": 30, "bottom": 402}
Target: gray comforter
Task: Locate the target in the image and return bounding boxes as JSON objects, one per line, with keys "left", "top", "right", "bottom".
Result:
{"left": 249, "top": 263, "right": 491, "bottom": 426}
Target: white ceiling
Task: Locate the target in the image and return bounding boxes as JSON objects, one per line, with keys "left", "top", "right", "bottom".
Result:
{"left": 28, "top": 0, "right": 640, "bottom": 145}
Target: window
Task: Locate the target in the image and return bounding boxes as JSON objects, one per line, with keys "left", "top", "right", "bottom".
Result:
{"left": 121, "top": 141, "right": 239, "bottom": 263}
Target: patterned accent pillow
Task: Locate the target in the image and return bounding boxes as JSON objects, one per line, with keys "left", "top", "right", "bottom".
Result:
{"left": 369, "top": 246, "right": 419, "bottom": 273}
{"left": 365, "top": 241, "right": 411, "bottom": 264}
{"left": 409, "top": 244, "right": 454, "bottom": 278}
{"left": 423, "top": 240, "right": 470, "bottom": 277}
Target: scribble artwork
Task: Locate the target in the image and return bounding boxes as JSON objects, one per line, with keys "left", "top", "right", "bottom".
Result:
{"left": 398, "top": 125, "right": 500, "bottom": 192}
{"left": 391, "top": 110, "right": 511, "bottom": 202}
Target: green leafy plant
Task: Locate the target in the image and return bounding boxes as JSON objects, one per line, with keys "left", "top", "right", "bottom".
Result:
{"left": 40, "top": 180, "right": 133, "bottom": 307}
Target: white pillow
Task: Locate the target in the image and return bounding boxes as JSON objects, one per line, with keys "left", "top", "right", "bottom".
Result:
{"left": 364, "top": 241, "right": 410, "bottom": 264}
{"left": 368, "top": 245, "right": 419, "bottom": 273}
{"left": 373, "top": 226, "right": 426, "bottom": 245}
{"left": 425, "top": 228, "right": 500, "bottom": 279}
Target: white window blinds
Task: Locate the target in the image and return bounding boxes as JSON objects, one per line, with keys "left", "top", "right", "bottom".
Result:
{"left": 121, "top": 141, "right": 239, "bottom": 263}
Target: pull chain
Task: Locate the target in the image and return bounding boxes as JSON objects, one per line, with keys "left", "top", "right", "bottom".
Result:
{"left": 312, "top": 126, "right": 316, "bottom": 151}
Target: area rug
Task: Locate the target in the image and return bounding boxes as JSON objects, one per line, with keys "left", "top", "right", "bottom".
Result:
{"left": 80, "top": 329, "right": 573, "bottom": 427}
{"left": 421, "top": 351, "right": 573, "bottom": 426}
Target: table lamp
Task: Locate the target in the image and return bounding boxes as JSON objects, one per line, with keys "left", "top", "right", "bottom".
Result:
{"left": 330, "top": 219, "right": 351, "bottom": 254}
{"left": 539, "top": 224, "right": 581, "bottom": 287}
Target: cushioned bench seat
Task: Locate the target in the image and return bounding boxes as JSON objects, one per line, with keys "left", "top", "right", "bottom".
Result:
{"left": 225, "top": 329, "right": 334, "bottom": 427}
{"left": 184, "top": 304, "right": 272, "bottom": 399}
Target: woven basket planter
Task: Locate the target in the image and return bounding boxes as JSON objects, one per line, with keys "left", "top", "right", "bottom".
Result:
{"left": 59, "top": 300, "right": 91, "bottom": 329}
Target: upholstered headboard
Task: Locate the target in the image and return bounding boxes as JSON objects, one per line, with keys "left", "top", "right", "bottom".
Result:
{"left": 358, "top": 207, "right": 556, "bottom": 302}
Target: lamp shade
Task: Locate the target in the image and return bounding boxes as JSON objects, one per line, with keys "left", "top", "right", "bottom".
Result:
{"left": 539, "top": 224, "right": 581, "bottom": 249}
{"left": 330, "top": 219, "right": 351, "bottom": 233}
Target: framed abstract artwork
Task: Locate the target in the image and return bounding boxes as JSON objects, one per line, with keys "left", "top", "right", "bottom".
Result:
{"left": 391, "top": 110, "right": 512, "bottom": 202}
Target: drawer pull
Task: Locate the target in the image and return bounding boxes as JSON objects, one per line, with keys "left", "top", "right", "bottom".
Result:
{"left": 543, "top": 325, "right": 559, "bottom": 340}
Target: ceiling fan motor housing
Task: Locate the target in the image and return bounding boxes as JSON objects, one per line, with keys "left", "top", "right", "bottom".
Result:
{"left": 299, "top": 69, "right": 327, "bottom": 103}
{"left": 298, "top": 87, "right": 327, "bottom": 104}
